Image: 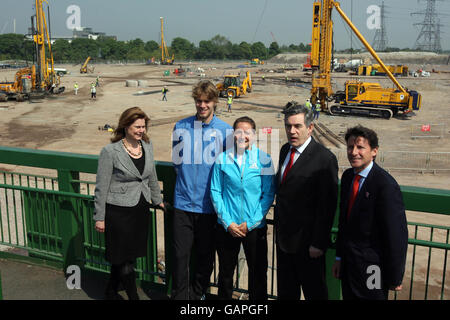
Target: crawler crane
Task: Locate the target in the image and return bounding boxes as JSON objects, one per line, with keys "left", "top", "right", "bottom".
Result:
{"left": 160, "top": 17, "right": 174, "bottom": 65}
{"left": 0, "top": 0, "right": 64, "bottom": 101}
{"left": 310, "top": 0, "right": 421, "bottom": 119}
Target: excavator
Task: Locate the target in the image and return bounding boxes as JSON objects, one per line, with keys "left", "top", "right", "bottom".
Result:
{"left": 80, "top": 56, "right": 95, "bottom": 73}
{"left": 0, "top": 0, "right": 64, "bottom": 102}
{"left": 310, "top": 0, "right": 421, "bottom": 119}
{"left": 160, "top": 17, "right": 174, "bottom": 65}
{"left": 216, "top": 71, "right": 252, "bottom": 98}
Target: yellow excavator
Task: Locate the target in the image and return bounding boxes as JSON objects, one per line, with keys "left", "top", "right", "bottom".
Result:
{"left": 160, "top": 17, "right": 174, "bottom": 65}
{"left": 0, "top": 0, "right": 64, "bottom": 102}
{"left": 80, "top": 56, "right": 95, "bottom": 73}
{"left": 310, "top": 0, "right": 421, "bottom": 119}
{"left": 216, "top": 71, "right": 252, "bottom": 98}
{"left": 0, "top": 66, "right": 37, "bottom": 102}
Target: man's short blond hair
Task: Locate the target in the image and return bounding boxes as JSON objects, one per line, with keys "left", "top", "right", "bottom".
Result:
{"left": 192, "top": 80, "right": 219, "bottom": 103}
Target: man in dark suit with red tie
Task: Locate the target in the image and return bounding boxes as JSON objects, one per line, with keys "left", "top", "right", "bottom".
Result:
{"left": 275, "top": 101, "right": 338, "bottom": 300}
{"left": 332, "top": 125, "right": 408, "bottom": 300}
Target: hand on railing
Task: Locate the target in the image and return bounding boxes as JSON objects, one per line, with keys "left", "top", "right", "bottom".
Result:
{"left": 150, "top": 201, "right": 173, "bottom": 213}
{"left": 332, "top": 260, "right": 341, "bottom": 279}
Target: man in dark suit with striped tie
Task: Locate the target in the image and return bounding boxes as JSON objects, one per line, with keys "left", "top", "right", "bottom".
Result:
{"left": 332, "top": 125, "right": 408, "bottom": 300}
{"left": 274, "top": 101, "right": 338, "bottom": 300}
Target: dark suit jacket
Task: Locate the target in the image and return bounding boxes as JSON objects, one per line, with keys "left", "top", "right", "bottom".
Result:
{"left": 274, "top": 138, "right": 338, "bottom": 254}
{"left": 336, "top": 162, "right": 408, "bottom": 299}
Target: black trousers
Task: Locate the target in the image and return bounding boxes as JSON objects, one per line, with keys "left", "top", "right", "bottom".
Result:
{"left": 216, "top": 225, "right": 268, "bottom": 300}
{"left": 341, "top": 272, "right": 389, "bottom": 300}
{"left": 172, "top": 209, "right": 217, "bottom": 300}
{"left": 276, "top": 246, "right": 328, "bottom": 300}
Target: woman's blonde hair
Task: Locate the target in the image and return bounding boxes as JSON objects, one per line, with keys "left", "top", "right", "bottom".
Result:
{"left": 111, "top": 107, "right": 150, "bottom": 143}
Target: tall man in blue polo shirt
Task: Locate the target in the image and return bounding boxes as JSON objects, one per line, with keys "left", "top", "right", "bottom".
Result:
{"left": 171, "top": 80, "right": 232, "bottom": 300}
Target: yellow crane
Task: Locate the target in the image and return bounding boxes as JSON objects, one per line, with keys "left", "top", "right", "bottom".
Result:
{"left": 80, "top": 56, "right": 95, "bottom": 73}
{"left": 32, "top": 0, "right": 62, "bottom": 92}
{"left": 0, "top": 0, "right": 64, "bottom": 101}
{"left": 160, "top": 17, "right": 174, "bottom": 65}
{"left": 310, "top": 0, "right": 421, "bottom": 119}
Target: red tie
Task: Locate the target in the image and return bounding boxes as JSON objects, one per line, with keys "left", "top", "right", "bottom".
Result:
{"left": 347, "top": 175, "right": 361, "bottom": 219}
{"left": 281, "top": 147, "right": 296, "bottom": 184}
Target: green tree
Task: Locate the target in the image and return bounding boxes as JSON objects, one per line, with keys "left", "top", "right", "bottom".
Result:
{"left": 268, "top": 41, "right": 280, "bottom": 57}
{"left": 229, "top": 44, "right": 243, "bottom": 60}
{"left": 69, "top": 38, "right": 98, "bottom": 61}
{"left": 0, "top": 34, "right": 31, "bottom": 60}
{"left": 298, "top": 43, "right": 307, "bottom": 52}
{"left": 145, "top": 40, "right": 159, "bottom": 54}
{"left": 52, "top": 39, "right": 71, "bottom": 62}
{"left": 171, "top": 37, "right": 195, "bottom": 60}
{"left": 238, "top": 41, "right": 252, "bottom": 60}
{"left": 126, "top": 38, "right": 147, "bottom": 60}
{"left": 210, "top": 34, "right": 232, "bottom": 59}
{"left": 196, "top": 40, "right": 214, "bottom": 59}
{"left": 251, "top": 42, "right": 267, "bottom": 59}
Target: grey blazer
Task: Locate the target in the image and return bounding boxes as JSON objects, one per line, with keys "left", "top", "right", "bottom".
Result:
{"left": 93, "top": 139, "right": 162, "bottom": 221}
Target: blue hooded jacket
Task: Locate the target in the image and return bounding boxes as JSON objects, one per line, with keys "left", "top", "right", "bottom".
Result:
{"left": 210, "top": 145, "right": 276, "bottom": 231}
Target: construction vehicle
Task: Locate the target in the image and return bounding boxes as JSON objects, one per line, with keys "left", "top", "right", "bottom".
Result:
{"left": 0, "top": 0, "right": 64, "bottom": 102}
{"left": 303, "top": 52, "right": 312, "bottom": 71}
{"left": 250, "top": 58, "right": 264, "bottom": 65}
{"left": 173, "top": 65, "right": 185, "bottom": 75}
{"left": 0, "top": 66, "right": 36, "bottom": 101}
{"left": 160, "top": 17, "right": 174, "bottom": 65}
{"left": 80, "top": 56, "right": 94, "bottom": 73}
{"left": 333, "top": 58, "right": 363, "bottom": 72}
{"left": 358, "top": 64, "right": 408, "bottom": 77}
{"left": 310, "top": 0, "right": 421, "bottom": 119}
{"left": 216, "top": 71, "right": 252, "bottom": 98}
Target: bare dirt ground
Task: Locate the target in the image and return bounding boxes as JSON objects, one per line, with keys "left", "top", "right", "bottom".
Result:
{"left": 0, "top": 55, "right": 449, "bottom": 299}
{"left": 1, "top": 58, "right": 449, "bottom": 188}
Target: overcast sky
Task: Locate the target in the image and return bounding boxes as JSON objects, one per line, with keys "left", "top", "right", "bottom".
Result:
{"left": 1, "top": 0, "right": 450, "bottom": 50}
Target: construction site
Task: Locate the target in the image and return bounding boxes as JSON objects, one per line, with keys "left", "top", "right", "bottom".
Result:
{"left": 0, "top": 0, "right": 449, "bottom": 301}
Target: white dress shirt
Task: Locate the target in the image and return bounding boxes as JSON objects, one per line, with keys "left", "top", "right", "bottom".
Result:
{"left": 280, "top": 136, "right": 312, "bottom": 183}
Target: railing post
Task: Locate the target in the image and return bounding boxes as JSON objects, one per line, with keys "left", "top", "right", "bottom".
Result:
{"left": 0, "top": 270, "right": 3, "bottom": 300}
{"left": 156, "top": 163, "right": 176, "bottom": 297}
{"left": 327, "top": 185, "right": 342, "bottom": 300}
{"left": 326, "top": 248, "right": 341, "bottom": 300}
{"left": 57, "top": 169, "right": 84, "bottom": 271}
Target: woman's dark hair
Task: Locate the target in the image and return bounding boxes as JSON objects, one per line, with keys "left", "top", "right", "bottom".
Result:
{"left": 344, "top": 125, "right": 379, "bottom": 149}
{"left": 111, "top": 107, "right": 150, "bottom": 143}
{"left": 233, "top": 116, "right": 256, "bottom": 130}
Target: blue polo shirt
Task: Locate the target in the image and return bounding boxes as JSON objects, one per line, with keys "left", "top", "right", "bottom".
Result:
{"left": 172, "top": 115, "right": 232, "bottom": 214}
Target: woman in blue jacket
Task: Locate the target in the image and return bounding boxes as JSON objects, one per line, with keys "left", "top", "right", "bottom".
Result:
{"left": 210, "top": 116, "right": 275, "bottom": 300}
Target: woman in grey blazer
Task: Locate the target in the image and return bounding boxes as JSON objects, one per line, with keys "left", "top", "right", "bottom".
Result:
{"left": 94, "top": 107, "right": 164, "bottom": 300}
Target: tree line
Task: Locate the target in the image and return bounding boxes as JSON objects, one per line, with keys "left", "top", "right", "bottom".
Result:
{"left": 0, "top": 33, "right": 439, "bottom": 63}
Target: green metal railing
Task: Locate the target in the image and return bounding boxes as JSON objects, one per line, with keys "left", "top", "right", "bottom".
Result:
{"left": 0, "top": 145, "right": 449, "bottom": 300}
